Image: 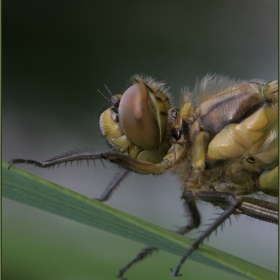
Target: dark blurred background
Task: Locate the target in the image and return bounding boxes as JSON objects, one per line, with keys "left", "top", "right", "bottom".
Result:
{"left": 2, "top": 1, "right": 278, "bottom": 279}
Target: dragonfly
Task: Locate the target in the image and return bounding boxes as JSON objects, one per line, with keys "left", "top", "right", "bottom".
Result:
{"left": 9, "top": 74, "right": 278, "bottom": 279}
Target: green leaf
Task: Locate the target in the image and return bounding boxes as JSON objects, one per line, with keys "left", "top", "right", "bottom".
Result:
{"left": 2, "top": 161, "right": 277, "bottom": 280}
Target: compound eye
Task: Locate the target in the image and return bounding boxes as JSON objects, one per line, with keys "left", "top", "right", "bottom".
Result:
{"left": 111, "top": 95, "right": 121, "bottom": 107}
{"left": 118, "top": 83, "right": 164, "bottom": 150}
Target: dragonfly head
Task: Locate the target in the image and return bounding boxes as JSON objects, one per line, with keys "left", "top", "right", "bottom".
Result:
{"left": 99, "top": 75, "right": 173, "bottom": 163}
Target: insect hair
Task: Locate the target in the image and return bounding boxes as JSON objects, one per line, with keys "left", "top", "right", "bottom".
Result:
{"left": 130, "top": 74, "right": 174, "bottom": 105}
{"left": 186, "top": 74, "right": 246, "bottom": 108}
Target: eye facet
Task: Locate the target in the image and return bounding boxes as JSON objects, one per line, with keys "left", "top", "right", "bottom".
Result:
{"left": 118, "top": 83, "right": 165, "bottom": 150}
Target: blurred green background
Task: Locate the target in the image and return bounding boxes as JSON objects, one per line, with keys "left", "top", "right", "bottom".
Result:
{"left": 2, "top": 1, "right": 278, "bottom": 279}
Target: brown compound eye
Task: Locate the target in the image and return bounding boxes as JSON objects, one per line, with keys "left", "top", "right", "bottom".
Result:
{"left": 118, "top": 83, "right": 165, "bottom": 150}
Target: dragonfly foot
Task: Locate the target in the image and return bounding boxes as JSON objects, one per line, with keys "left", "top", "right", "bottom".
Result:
{"left": 170, "top": 268, "right": 182, "bottom": 277}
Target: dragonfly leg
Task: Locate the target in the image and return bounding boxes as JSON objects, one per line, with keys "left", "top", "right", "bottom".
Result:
{"left": 117, "top": 246, "right": 158, "bottom": 280}
{"left": 8, "top": 150, "right": 170, "bottom": 175}
{"left": 8, "top": 153, "right": 131, "bottom": 202}
{"left": 171, "top": 192, "right": 242, "bottom": 277}
{"left": 8, "top": 158, "right": 47, "bottom": 169}
{"left": 95, "top": 170, "right": 130, "bottom": 202}
{"left": 117, "top": 192, "right": 201, "bottom": 279}
{"left": 8, "top": 150, "right": 108, "bottom": 169}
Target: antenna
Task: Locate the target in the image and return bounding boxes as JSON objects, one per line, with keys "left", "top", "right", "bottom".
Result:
{"left": 104, "top": 84, "right": 113, "bottom": 96}
{"left": 97, "top": 89, "right": 110, "bottom": 102}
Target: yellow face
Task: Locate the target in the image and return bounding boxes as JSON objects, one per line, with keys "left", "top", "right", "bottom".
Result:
{"left": 99, "top": 75, "right": 174, "bottom": 164}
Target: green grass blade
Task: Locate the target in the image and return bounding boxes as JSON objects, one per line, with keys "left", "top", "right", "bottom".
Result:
{"left": 2, "top": 161, "right": 277, "bottom": 280}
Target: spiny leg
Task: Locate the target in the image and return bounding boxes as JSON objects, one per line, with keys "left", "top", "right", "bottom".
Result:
{"left": 8, "top": 152, "right": 131, "bottom": 203}
{"left": 117, "top": 246, "right": 158, "bottom": 280}
{"left": 96, "top": 170, "right": 130, "bottom": 202}
{"left": 8, "top": 149, "right": 169, "bottom": 175}
{"left": 8, "top": 148, "right": 175, "bottom": 205}
{"left": 8, "top": 150, "right": 107, "bottom": 169}
{"left": 170, "top": 192, "right": 242, "bottom": 277}
{"left": 117, "top": 192, "right": 201, "bottom": 280}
